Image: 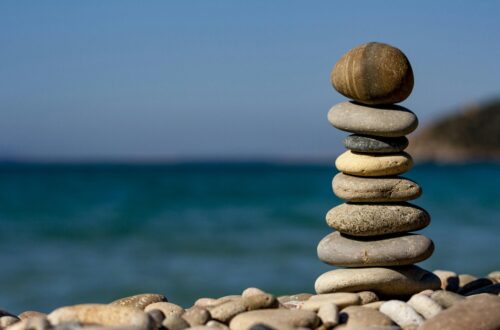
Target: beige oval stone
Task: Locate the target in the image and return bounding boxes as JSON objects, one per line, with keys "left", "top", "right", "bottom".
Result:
{"left": 47, "top": 304, "right": 152, "bottom": 328}
{"left": 331, "top": 42, "right": 414, "bottom": 105}
{"left": 326, "top": 202, "right": 430, "bottom": 236}
{"left": 317, "top": 231, "right": 434, "bottom": 267}
{"left": 358, "top": 291, "right": 379, "bottom": 305}
{"left": 340, "top": 306, "right": 394, "bottom": 327}
{"left": 209, "top": 299, "right": 246, "bottom": 323}
{"left": 242, "top": 293, "right": 278, "bottom": 310}
{"left": 301, "top": 293, "right": 361, "bottom": 311}
{"left": 315, "top": 266, "right": 441, "bottom": 296}
{"left": 363, "top": 301, "right": 385, "bottom": 310}
{"left": 379, "top": 300, "right": 424, "bottom": 328}
{"left": 194, "top": 298, "right": 220, "bottom": 308}
{"left": 328, "top": 102, "right": 418, "bottom": 137}
{"left": 229, "top": 309, "right": 319, "bottom": 330}
{"left": 144, "top": 302, "right": 184, "bottom": 317}
{"left": 332, "top": 173, "right": 421, "bottom": 202}
{"left": 433, "top": 270, "right": 459, "bottom": 291}
{"left": 487, "top": 270, "right": 500, "bottom": 282}
{"left": 317, "top": 303, "right": 338, "bottom": 328}
{"left": 407, "top": 294, "right": 443, "bottom": 319}
{"left": 336, "top": 150, "right": 413, "bottom": 177}
{"left": 430, "top": 290, "right": 465, "bottom": 309}
{"left": 206, "top": 320, "right": 230, "bottom": 330}
{"left": 182, "top": 306, "right": 211, "bottom": 326}
{"left": 110, "top": 293, "right": 167, "bottom": 310}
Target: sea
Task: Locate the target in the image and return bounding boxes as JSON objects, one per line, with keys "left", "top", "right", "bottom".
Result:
{"left": 0, "top": 162, "right": 498, "bottom": 313}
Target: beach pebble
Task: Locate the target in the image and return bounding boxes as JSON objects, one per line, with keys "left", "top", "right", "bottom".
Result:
{"left": 47, "top": 304, "right": 151, "bottom": 329}
{"left": 332, "top": 173, "right": 421, "bottom": 203}
{"left": 328, "top": 102, "right": 418, "bottom": 137}
{"left": 194, "top": 298, "right": 220, "bottom": 308}
{"left": 182, "top": 307, "right": 211, "bottom": 326}
{"left": 317, "top": 303, "right": 338, "bottom": 328}
{"left": 358, "top": 291, "right": 379, "bottom": 305}
{"left": 458, "top": 278, "right": 494, "bottom": 295}
{"left": 186, "top": 327, "right": 220, "bottom": 330}
{"left": 326, "top": 203, "right": 430, "bottom": 236}
{"left": 229, "top": 309, "right": 319, "bottom": 330}
{"left": 339, "top": 306, "right": 394, "bottom": 328}
{"left": 301, "top": 293, "right": 360, "bottom": 311}
{"left": 163, "top": 314, "right": 190, "bottom": 330}
{"left": 343, "top": 134, "right": 409, "bottom": 154}
{"left": 420, "top": 293, "right": 500, "bottom": 330}
{"left": 465, "top": 283, "right": 500, "bottom": 296}
{"left": 430, "top": 290, "right": 465, "bottom": 308}
{"left": 242, "top": 293, "right": 278, "bottom": 311}
{"left": 317, "top": 232, "right": 434, "bottom": 267}
{"left": 277, "top": 294, "right": 311, "bottom": 309}
{"left": 147, "top": 309, "right": 165, "bottom": 328}
{"left": 331, "top": 42, "right": 414, "bottom": 105}
{"left": 363, "top": 301, "right": 385, "bottom": 310}
{"left": 208, "top": 300, "right": 246, "bottom": 324}
{"left": 336, "top": 150, "right": 413, "bottom": 177}
{"left": 145, "top": 302, "right": 185, "bottom": 317}
{"left": 379, "top": 300, "right": 424, "bottom": 328}
{"left": 418, "top": 289, "right": 434, "bottom": 297}
{"left": 458, "top": 274, "right": 477, "bottom": 287}
{"left": 109, "top": 293, "right": 167, "bottom": 310}
{"left": 1, "top": 316, "right": 20, "bottom": 328}
{"left": 433, "top": 270, "right": 459, "bottom": 291}
{"left": 242, "top": 288, "right": 266, "bottom": 298}
{"left": 487, "top": 271, "right": 500, "bottom": 282}
{"left": 206, "top": 320, "right": 230, "bottom": 330}
{"left": 407, "top": 294, "right": 443, "bottom": 319}
{"left": 315, "top": 266, "right": 441, "bottom": 296}
{"left": 5, "top": 316, "right": 51, "bottom": 330}
{"left": 18, "top": 312, "right": 47, "bottom": 321}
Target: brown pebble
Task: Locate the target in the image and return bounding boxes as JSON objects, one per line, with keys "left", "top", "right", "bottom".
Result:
{"left": 358, "top": 291, "right": 379, "bottom": 305}
{"left": 182, "top": 306, "right": 211, "bottom": 326}
{"left": 18, "top": 312, "right": 47, "bottom": 321}
{"left": 230, "top": 309, "right": 319, "bottom": 330}
{"left": 340, "top": 306, "right": 394, "bottom": 328}
{"left": 243, "top": 293, "right": 278, "bottom": 311}
{"left": 110, "top": 293, "right": 167, "bottom": 310}
{"left": 331, "top": 42, "right": 414, "bottom": 105}
{"left": 145, "top": 302, "right": 185, "bottom": 318}
{"left": 420, "top": 293, "right": 500, "bottom": 330}
{"left": 302, "top": 293, "right": 361, "bottom": 311}
{"left": 209, "top": 299, "right": 246, "bottom": 324}
{"left": 163, "top": 314, "right": 190, "bottom": 330}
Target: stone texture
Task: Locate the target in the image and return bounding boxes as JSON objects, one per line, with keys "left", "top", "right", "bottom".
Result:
{"left": 301, "top": 293, "right": 360, "bottom": 311}
{"left": 328, "top": 102, "right": 418, "bottom": 137}
{"left": 379, "top": 300, "right": 424, "bottom": 328}
{"left": 433, "top": 270, "right": 459, "bottom": 291}
{"left": 407, "top": 294, "right": 443, "bottom": 319}
{"left": 344, "top": 134, "right": 409, "bottom": 153}
{"left": 229, "top": 310, "right": 319, "bottom": 330}
{"left": 317, "top": 232, "right": 434, "bottom": 267}
{"left": 326, "top": 203, "right": 430, "bottom": 236}
{"left": 317, "top": 304, "right": 338, "bottom": 328}
{"left": 277, "top": 294, "right": 312, "bottom": 309}
{"left": 109, "top": 293, "right": 167, "bottom": 310}
{"left": 358, "top": 291, "right": 379, "bottom": 305}
{"left": 144, "top": 302, "right": 184, "bottom": 317}
{"left": 315, "top": 266, "right": 441, "bottom": 296}
{"left": 331, "top": 42, "right": 414, "bottom": 105}
{"left": 209, "top": 299, "right": 246, "bottom": 323}
{"left": 162, "top": 314, "right": 190, "bottom": 330}
{"left": 332, "top": 173, "right": 421, "bottom": 202}
{"left": 420, "top": 293, "right": 500, "bottom": 330}
{"left": 336, "top": 150, "right": 413, "bottom": 177}
{"left": 430, "top": 290, "right": 465, "bottom": 309}
{"left": 18, "top": 312, "right": 46, "bottom": 321}
{"left": 242, "top": 293, "right": 278, "bottom": 311}
{"left": 339, "top": 306, "right": 394, "bottom": 328}
{"left": 47, "top": 304, "right": 152, "bottom": 328}
{"left": 5, "top": 317, "right": 51, "bottom": 330}
{"left": 182, "top": 307, "right": 211, "bottom": 326}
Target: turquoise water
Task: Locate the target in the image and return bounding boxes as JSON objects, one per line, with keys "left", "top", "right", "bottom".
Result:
{"left": 0, "top": 163, "right": 498, "bottom": 313}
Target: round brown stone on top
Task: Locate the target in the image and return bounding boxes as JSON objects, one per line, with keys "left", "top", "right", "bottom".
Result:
{"left": 331, "top": 42, "right": 414, "bottom": 105}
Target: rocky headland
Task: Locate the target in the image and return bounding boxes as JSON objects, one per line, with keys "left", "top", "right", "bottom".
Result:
{"left": 408, "top": 99, "right": 500, "bottom": 163}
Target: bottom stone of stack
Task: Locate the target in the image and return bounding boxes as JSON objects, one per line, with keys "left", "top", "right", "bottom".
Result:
{"left": 315, "top": 266, "right": 441, "bottom": 296}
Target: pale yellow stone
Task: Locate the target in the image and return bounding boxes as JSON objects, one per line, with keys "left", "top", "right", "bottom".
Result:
{"left": 335, "top": 150, "right": 413, "bottom": 177}
{"left": 47, "top": 304, "right": 152, "bottom": 328}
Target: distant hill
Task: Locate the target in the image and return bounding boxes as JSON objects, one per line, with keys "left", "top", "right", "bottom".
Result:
{"left": 409, "top": 99, "right": 500, "bottom": 163}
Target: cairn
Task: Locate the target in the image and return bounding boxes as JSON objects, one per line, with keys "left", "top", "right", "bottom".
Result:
{"left": 315, "top": 42, "right": 441, "bottom": 297}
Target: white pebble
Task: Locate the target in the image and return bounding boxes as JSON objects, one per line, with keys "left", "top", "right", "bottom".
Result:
{"left": 379, "top": 300, "right": 424, "bottom": 328}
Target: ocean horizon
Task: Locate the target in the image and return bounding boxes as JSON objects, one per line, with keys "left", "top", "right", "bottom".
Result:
{"left": 0, "top": 162, "right": 498, "bottom": 313}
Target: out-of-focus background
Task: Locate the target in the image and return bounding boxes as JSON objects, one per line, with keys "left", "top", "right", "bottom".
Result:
{"left": 0, "top": 1, "right": 499, "bottom": 313}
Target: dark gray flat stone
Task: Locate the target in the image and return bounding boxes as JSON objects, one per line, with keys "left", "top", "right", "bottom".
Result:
{"left": 344, "top": 134, "right": 409, "bottom": 153}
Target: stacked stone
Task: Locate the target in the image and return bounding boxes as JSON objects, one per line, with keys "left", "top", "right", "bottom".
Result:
{"left": 315, "top": 42, "right": 441, "bottom": 297}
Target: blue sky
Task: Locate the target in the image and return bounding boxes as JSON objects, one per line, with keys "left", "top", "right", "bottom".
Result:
{"left": 1, "top": 1, "right": 499, "bottom": 160}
